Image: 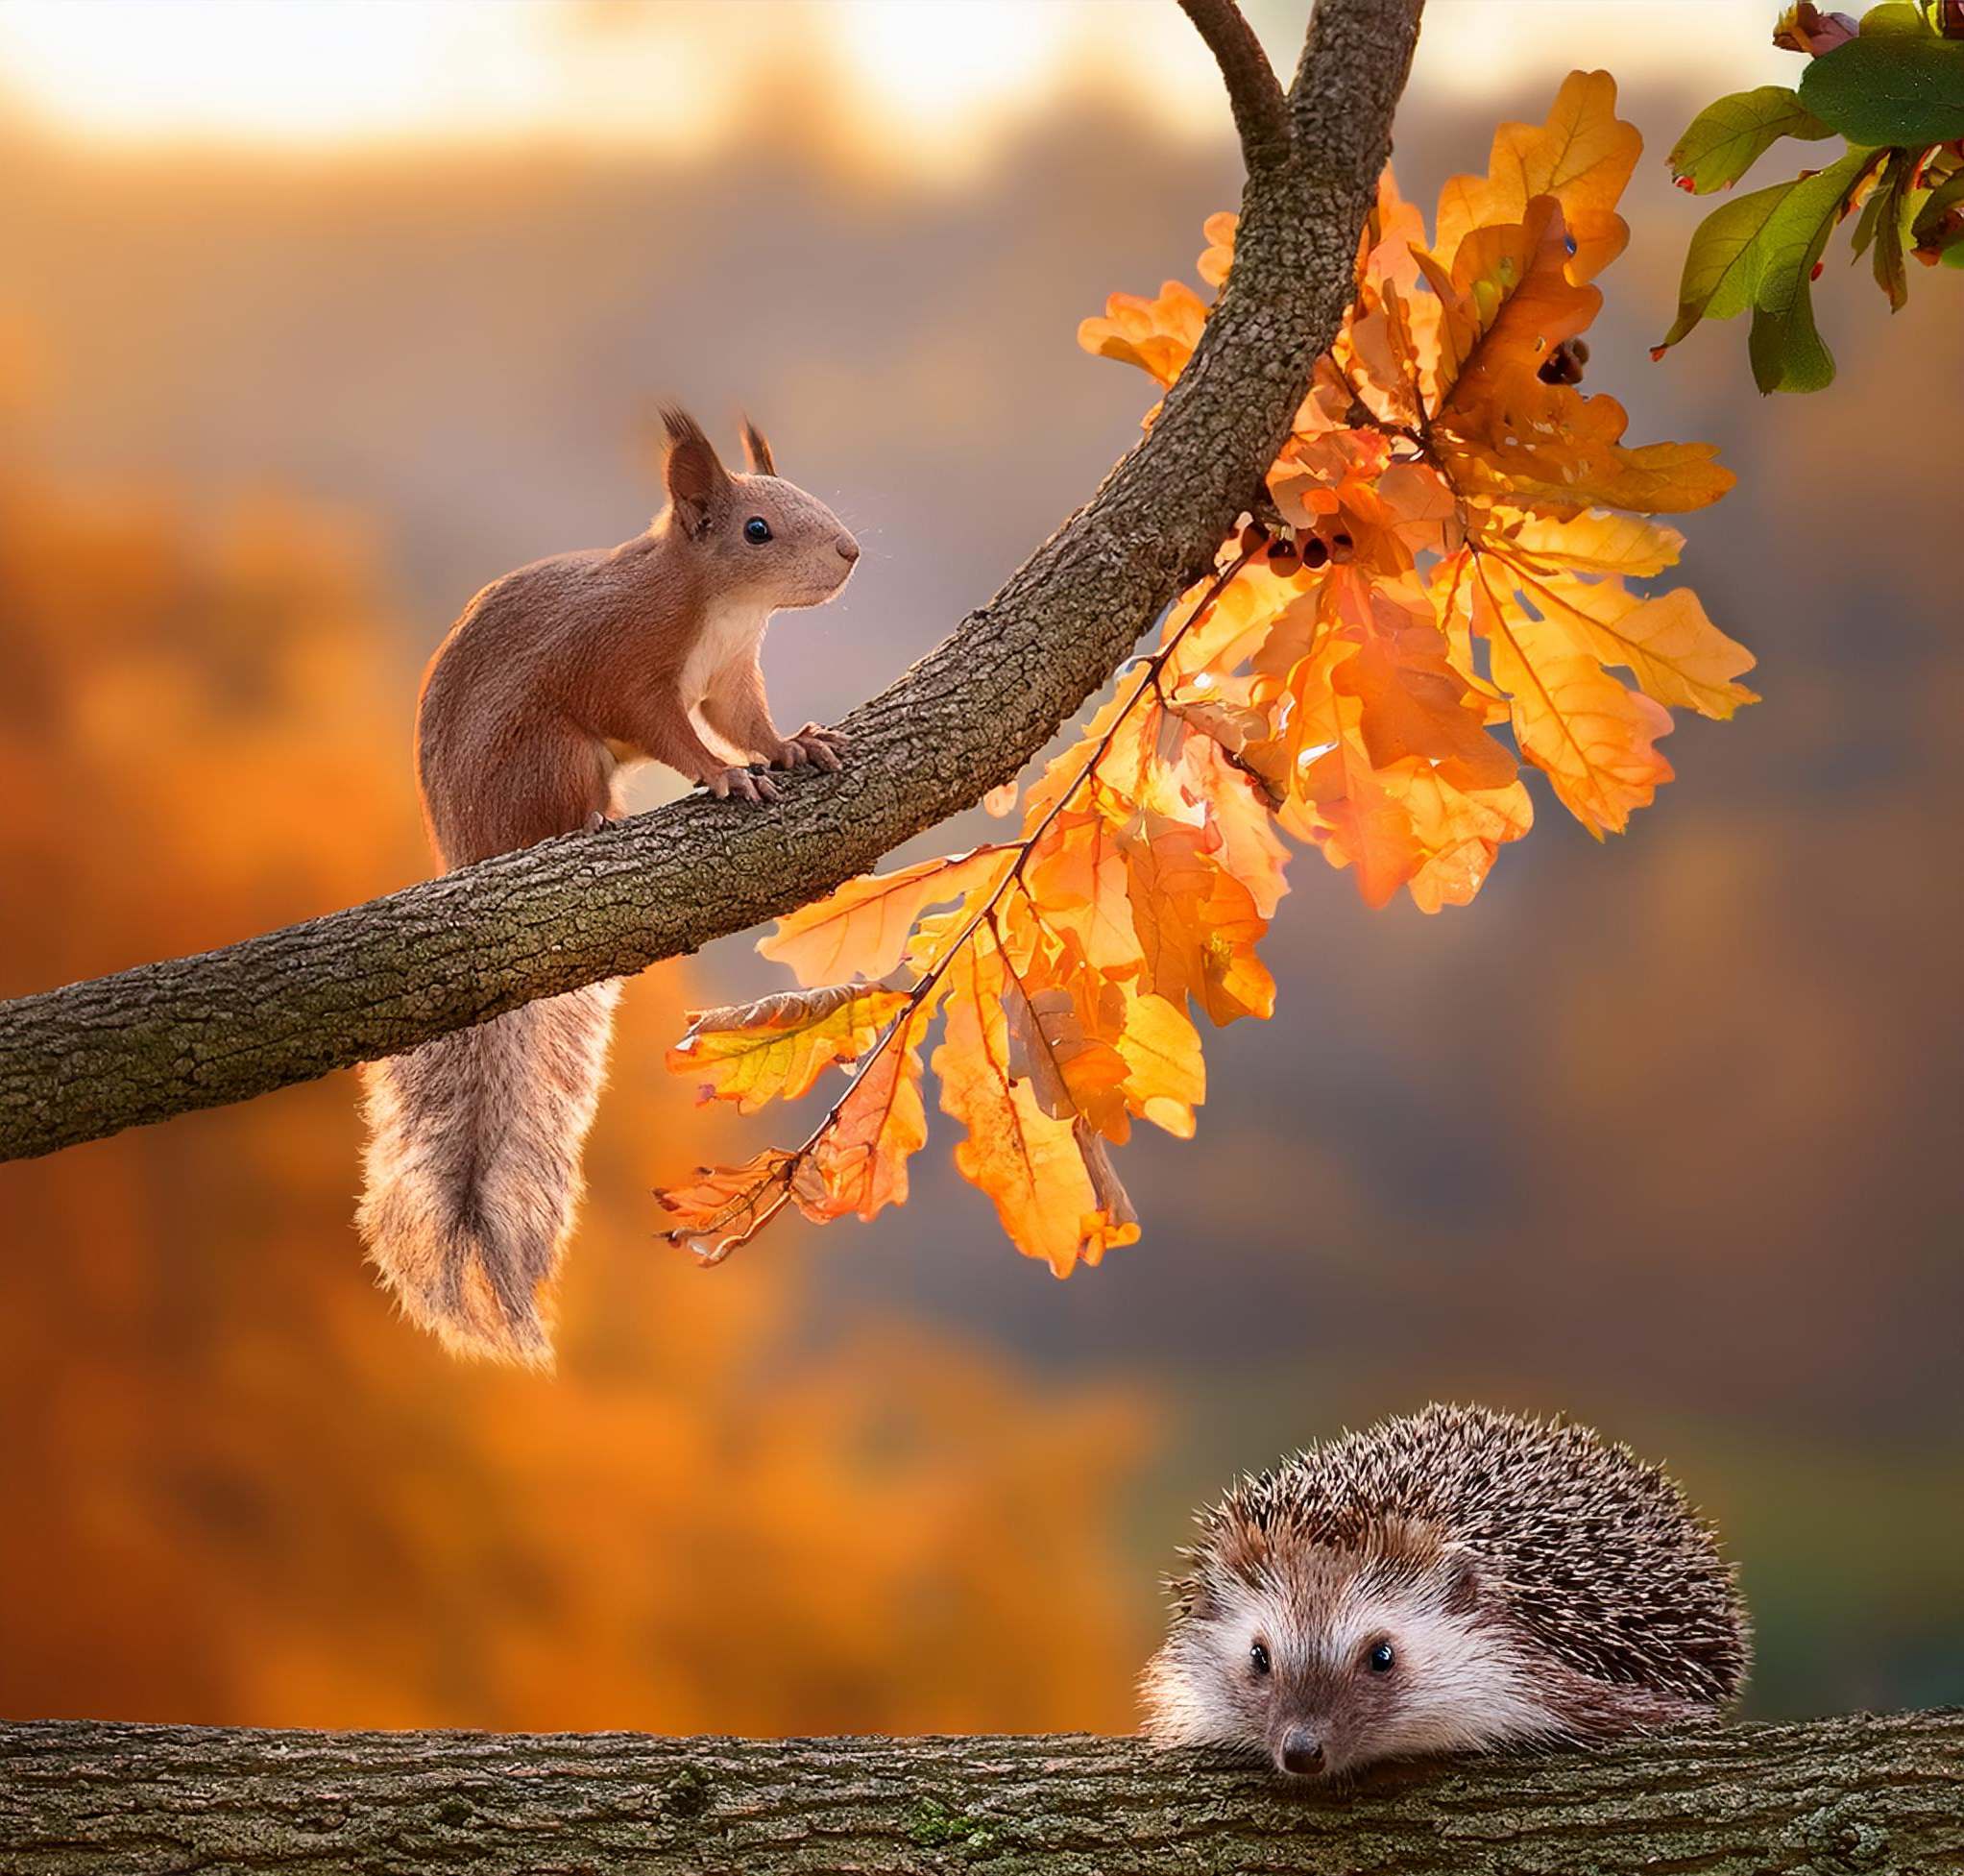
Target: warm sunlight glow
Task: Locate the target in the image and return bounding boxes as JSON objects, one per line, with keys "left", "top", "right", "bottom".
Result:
{"left": 836, "top": 0, "right": 1070, "bottom": 133}
{"left": 0, "top": 0, "right": 1799, "bottom": 160}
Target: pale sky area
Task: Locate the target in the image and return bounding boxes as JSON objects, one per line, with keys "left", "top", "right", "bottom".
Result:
{"left": 0, "top": 1, "right": 1797, "bottom": 162}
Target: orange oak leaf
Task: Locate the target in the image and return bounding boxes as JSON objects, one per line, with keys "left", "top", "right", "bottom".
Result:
{"left": 1024, "top": 807, "right": 1148, "bottom": 975}
{"left": 934, "top": 947, "right": 1139, "bottom": 1277}
{"left": 800, "top": 1010, "right": 930, "bottom": 1223}
{"left": 1173, "top": 732, "right": 1294, "bottom": 918}
{"left": 1392, "top": 763, "right": 1535, "bottom": 914}
{"left": 1122, "top": 815, "right": 1275, "bottom": 1026}
{"left": 1004, "top": 974, "right": 1133, "bottom": 1143}
{"left": 1076, "top": 278, "right": 1209, "bottom": 392}
{"left": 1022, "top": 929, "right": 1207, "bottom": 1142}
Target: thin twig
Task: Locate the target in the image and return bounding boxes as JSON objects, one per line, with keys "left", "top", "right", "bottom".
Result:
{"left": 1177, "top": 0, "right": 1292, "bottom": 174}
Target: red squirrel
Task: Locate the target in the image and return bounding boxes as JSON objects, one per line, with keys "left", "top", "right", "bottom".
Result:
{"left": 358, "top": 409, "right": 859, "bottom": 1365}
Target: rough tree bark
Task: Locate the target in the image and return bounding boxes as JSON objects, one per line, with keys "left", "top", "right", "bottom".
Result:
{"left": 0, "top": 0, "right": 1424, "bottom": 1162}
{"left": 2, "top": 1715, "right": 1959, "bottom": 1875}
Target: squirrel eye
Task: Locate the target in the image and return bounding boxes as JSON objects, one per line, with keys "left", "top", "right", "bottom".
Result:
{"left": 1249, "top": 1642, "right": 1271, "bottom": 1677}
{"left": 742, "top": 517, "right": 772, "bottom": 545}
{"left": 1367, "top": 1642, "right": 1395, "bottom": 1673}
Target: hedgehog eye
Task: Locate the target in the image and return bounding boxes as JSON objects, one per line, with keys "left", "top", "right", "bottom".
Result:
{"left": 1366, "top": 1641, "right": 1395, "bottom": 1673}
{"left": 1249, "top": 1641, "right": 1271, "bottom": 1677}
{"left": 742, "top": 517, "right": 772, "bottom": 545}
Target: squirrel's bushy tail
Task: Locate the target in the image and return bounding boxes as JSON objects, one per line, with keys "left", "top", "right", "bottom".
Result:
{"left": 357, "top": 982, "right": 620, "bottom": 1367}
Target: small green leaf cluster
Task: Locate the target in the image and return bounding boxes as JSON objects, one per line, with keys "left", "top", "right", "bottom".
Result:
{"left": 1658, "top": 1, "right": 1963, "bottom": 393}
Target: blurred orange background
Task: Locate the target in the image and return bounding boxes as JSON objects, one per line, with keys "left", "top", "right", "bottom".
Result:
{"left": 1, "top": 0, "right": 1958, "bottom": 1734}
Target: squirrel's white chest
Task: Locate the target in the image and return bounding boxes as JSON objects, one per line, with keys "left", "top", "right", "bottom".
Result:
{"left": 681, "top": 597, "right": 771, "bottom": 707}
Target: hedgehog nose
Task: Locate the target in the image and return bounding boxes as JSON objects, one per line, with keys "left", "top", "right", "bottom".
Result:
{"left": 1280, "top": 1732, "right": 1325, "bottom": 1776}
{"left": 836, "top": 533, "right": 860, "bottom": 564}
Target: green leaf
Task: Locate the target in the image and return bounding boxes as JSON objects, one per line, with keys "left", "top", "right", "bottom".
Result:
{"left": 1668, "top": 87, "right": 1836, "bottom": 194}
{"left": 1735, "top": 147, "right": 1884, "bottom": 392}
{"left": 1867, "top": 158, "right": 1921, "bottom": 305}
{"left": 1856, "top": 3, "right": 1935, "bottom": 37}
{"left": 1799, "top": 35, "right": 1964, "bottom": 146}
{"left": 1752, "top": 148, "right": 1882, "bottom": 316}
{"left": 1749, "top": 295, "right": 1837, "bottom": 393}
{"left": 1850, "top": 167, "right": 1893, "bottom": 256}
{"left": 1658, "top": 180, "right": 1800, "bottom": 349}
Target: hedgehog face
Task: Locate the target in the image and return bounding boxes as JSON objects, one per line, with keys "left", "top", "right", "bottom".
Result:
{"left": 1143, "top": 1535, "right": 1559, "bottom": 1778}
{"left": 1144, "top": 1407, "right": 1751, "bottom": 1776}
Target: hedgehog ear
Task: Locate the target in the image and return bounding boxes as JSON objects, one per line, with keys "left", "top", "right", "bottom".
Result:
{"left": 661, "top": 405, "right": 731, "bottom": 539}
{"left": 740, "top": 416, "right": 776, "bottom": 477}
{"left": 1442, "top": 1548, "right": 1483, "bottom": 1617}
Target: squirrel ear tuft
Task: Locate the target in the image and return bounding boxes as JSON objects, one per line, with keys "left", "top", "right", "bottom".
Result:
{"left": 660, "top": 405, "right": 730, "bottom": 537}
{"left": 740, "top": 417, "right": 776, "bottom": 477}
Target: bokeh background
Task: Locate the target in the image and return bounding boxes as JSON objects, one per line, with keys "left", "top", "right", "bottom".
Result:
{"left": 2, "top": 0, "right": 1959, "bottom": 1733}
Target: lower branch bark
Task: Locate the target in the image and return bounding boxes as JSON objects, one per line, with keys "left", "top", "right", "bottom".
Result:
{"left": 0, "top": 1713, "right": 1957, "bottom": 1875}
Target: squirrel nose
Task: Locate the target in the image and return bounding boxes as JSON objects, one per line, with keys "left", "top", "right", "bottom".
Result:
{"left": 1279, "top": 1732, "right": 1325, "bottom": 1776}
{"left": 836, "top": 533, "right": 861, "bottom": 564}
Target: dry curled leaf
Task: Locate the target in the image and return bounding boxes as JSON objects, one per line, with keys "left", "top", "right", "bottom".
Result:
{"left": 668, "top": 983, "right": 911, "bottom": 1114}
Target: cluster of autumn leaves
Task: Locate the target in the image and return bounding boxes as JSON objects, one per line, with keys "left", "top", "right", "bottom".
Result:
{"left": 656, "top": 73, "right": 1758, "bottom": 1277}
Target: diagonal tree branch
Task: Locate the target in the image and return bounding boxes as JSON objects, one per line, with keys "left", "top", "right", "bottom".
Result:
{"left": 0, "top": 0, "right": 1424, "bottom": 1164}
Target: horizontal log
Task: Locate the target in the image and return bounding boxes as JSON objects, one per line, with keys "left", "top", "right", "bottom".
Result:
{"left": 1, "top": 1712, "right": 1959, "bottom": 1875}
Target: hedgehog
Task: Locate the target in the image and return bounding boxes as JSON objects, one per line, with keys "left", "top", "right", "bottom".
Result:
{"left": 1140, "top": 1403, "right": 1749, "bottom": 1779}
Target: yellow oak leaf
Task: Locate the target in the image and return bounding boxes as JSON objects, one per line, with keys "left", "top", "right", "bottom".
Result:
{"left": 1111, "top": 988, "right": 1205, "bottom": 1137}
{"left": 1432, "top": 68, "right": 1641, "bottom": 284}
{"left": 1497, "top": 508, "right": 1685, "bottom": 579}
{"left": 1495, "top": 561, "right": 1758, "bottom": 719}
{"left": 1474, "top": 572, "right": 1675, "bottom": 836}
{"left": 1442, "top": 385, "right": 1734, "bottom": 520}
{"left": 759, "top": 846, "right": 1012, "bottom": 986}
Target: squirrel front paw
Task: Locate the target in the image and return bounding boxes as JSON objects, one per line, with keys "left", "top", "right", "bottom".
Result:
{"left": 705, "top": 765, "right": 778, "bottom": 803}
{"left": 770, "top": 723, "right": 847, "bottom": 772}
